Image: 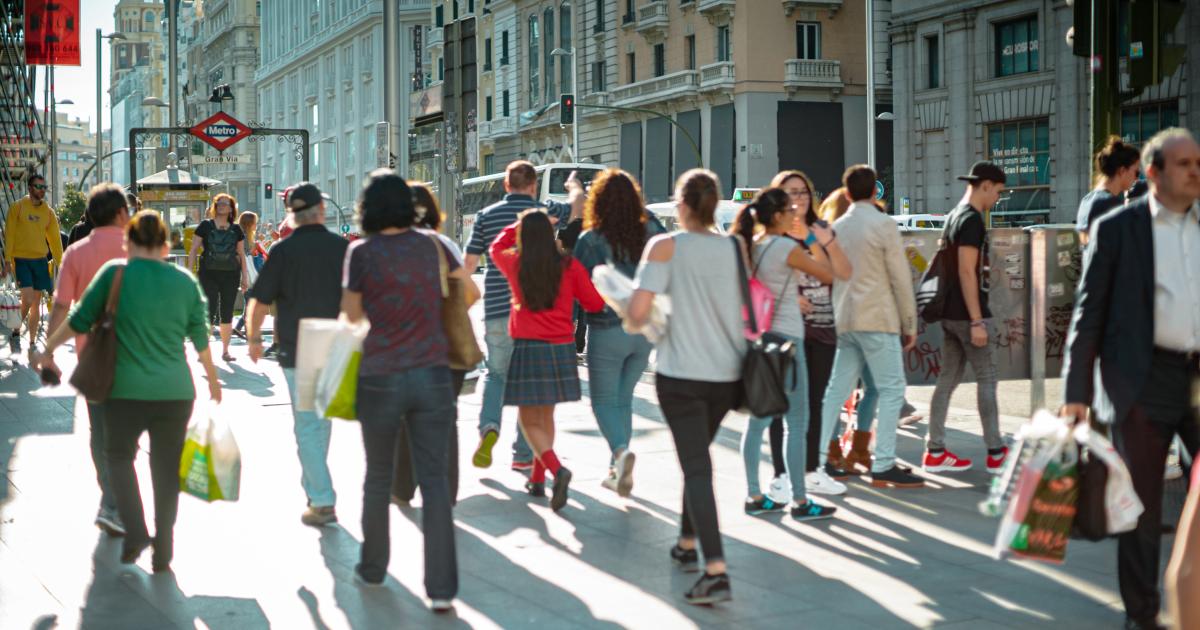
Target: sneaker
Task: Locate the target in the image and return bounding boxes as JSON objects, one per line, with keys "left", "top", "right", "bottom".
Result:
{"left": 923, "top": 450, "right": 973, "bottom": 473}
{"left": 669, "top": 544, "right": 700, "bottom": 573}
{"left": 744, "top": 496, "right": 786, "bottom": 515}
{"left": 550, "top": 467, "right": 573, "bottom": 512}
{"left": 870, "top": 466, "right": 925, "bottom": 489}
{"left": 600, "top": 469, "right": 620, "bottom": 494}
{"left": 684, "top": 572, "right": 731, "bottom": 605}
{"left": 805, "top": 469, "right": 847, "bottom": 496}
{"left": 511, "top": 459, "right": 534, "bottom": 472}
{"left": 824, "top": 462, "right": 852, "bottom": 481}
{"left": 464, "top": 368, "right": 482, "bottom": 381}
{"left": 95, "top": 509, "right": 126, "bottom": 537}
{"left": 301, "top": 506, "right": 338, "bottom": 527}
{"left": 525, "top": 481, "right": 546, "bottom": 497}
{"left": 1166, "top": 463, "right": 1184, "bottom": 481}
{"left": 390, "top": 494, "right": 411, "bottom": 508}
{"left": 614, "top": 450, "right": 636, "bottom": 497}
{"left": 353, "top": 568, "right": 385, "bottom": 588}
{"left": 429, "top": 598, "right": 454, "bottom": 613}
{"left": 8, "top": 330, "right": 20, "bottom": 353}
{"left": 986, "top": 447, "right": 1010, "bottom": 475}
{"left": 791, "top": 499, "right": 837, "bottom": 522}
{"left": 472, "top": 429, "right": 498, "bottom": 468}
{"left": 767, "top": 473, "right": 792, "bottom": 505}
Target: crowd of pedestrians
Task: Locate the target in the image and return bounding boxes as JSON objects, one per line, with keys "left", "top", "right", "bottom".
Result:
{"left": 5, "top": 127, "right": 1199, "bottom": 624}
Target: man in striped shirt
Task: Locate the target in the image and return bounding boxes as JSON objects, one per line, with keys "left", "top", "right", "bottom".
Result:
{"left": 464, "top": 160, "right": 584, "bottom": 471}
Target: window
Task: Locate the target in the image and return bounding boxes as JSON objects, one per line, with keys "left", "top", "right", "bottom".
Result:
{"left": 592, "top": 60, "right": 607, "bottom": 92}
{"left": 926, "top": 35, "right": 940, "bottom": 88}
{"left": 501, "top": 31, "right": 510, "bottom": 64}
{"left": 438, "top": 56, "right": 444, "bottom": 81}
{"left": 627, "top": 52, "right": 636, "bottom": 83}
{"left": 686, "top": 35, "right": 696, "bottom": 70}
{"left": 717, "top": 25, "right": 732, "bottom": 62}
{"left": 796, "top": 22, "right": 820, "bottom": 60}
{"left": 452, "top": 0, "right": 458, "bottom": 21}
{"left": 503, "top": 89, "right": 510, "bottom": 117}
{"left": 594, "top": 0, "right": 605, "bottom": 33}
{"left": 435, "top": 5, "right": 443, "bottom": 27}
{"left": 528, "top": 16, "right": 540, "bottom": 105}
{"left": 1121, "top": 101, "right": 1180, "bottom": 146}
{"left": 484, "top": 154, "right": 496, "bottom": 174}
{"left": 995, "top": 15, "right": 1039, "bottom": 77}
{"left": 468, "top": 0, "right": 475, "bottom": 12}
{"left": 560, "top": 2, "right": 572, "bottom": 91}
{"left": 486, "top": 95, "right": 493, "bottom": 120}
{"left": 544, "top": 8, "right": 556, "bottom": 100}
{"left": 623, "top": 0, "right": 634, "bottom": 24}
{"left": 653, "top": 44, "right": 665, "bottom": 77}
{"left": 986, "top": 118, "right": 1051, "bottom": 214}
{"left": 484, "top": 37, "right": 493, "bottom": 71}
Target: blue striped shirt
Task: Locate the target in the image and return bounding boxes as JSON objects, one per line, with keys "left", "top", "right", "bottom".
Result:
{"left": 465, "top": 193, "right": 572, "bottom": 321}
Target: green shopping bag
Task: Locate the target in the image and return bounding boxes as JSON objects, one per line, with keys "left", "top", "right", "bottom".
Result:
{"left": 313, "top": 320, "right": 367, "bottom": 420}
{"left": 179, "top": 409, "right": 241, "bottom": 502}
{"left": 323, "top": 350, "right": 361, "bottom": 420}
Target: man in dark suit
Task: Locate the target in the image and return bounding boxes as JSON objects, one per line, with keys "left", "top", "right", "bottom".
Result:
{"left": 1062, "top": 128, "right": 1200, "bottom": 630}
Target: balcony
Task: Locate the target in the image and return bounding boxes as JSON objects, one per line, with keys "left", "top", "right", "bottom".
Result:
{"left": 699, "top": 61, "right": 735, "bottom": 92}
{"left": 636, "top": 2, "right": 669, "bottom": 42}
{"left": 697, "top": 0, "right": 735, "bottom": 24}
{"left": 479, "top": 117, "right": 516, "bottom": 139}
{"left": 611, "top": 70, "right": 699, "bottom": 108}
{"left": 581, "top": 92, "right": 611, "bottom": 108}
{"left": 784, "top": 59, "right": 843, "bottom": 92}
{"left": 427, "top": 27, "right": 443, "bottom": 51}
{"left": 782, "top": 0, "right": 842, "bottom": 18}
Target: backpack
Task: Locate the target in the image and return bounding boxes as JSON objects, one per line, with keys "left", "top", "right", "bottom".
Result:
{"left": 915, "top": 222, "right": 953, "bottom": 323}
{"left": 204, "top": 223, "right": 240, "bottom": 271}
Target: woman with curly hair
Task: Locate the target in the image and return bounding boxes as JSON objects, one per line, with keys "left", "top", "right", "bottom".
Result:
{"left": 187, "top": 192, "right": 250, "bottom": 362}
{"left": 573, "top": 169, "right": 667, "bottom": 497}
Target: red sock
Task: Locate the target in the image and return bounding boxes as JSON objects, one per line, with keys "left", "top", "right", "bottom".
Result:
{"left": 531, "top": 458, "right": 546, "bottom": 484}
{"left": 540, "top": 450, "right": 562, "bottom": 476}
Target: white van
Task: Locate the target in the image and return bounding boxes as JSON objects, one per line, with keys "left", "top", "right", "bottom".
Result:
{"left": 892, "top": 214, "right": 947, "bottom": 230}
{"left": 647, "top": 199, "right": 746, "bottom": 233}
{"left": 460, "top": 162, "right": 606, "bottom": 243}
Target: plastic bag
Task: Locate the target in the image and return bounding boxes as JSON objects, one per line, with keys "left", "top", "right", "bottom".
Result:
{"left": 294, "top": 318, "right": 342, "bottom": 412}
{"left": 313, "top": 320, "right": 368, "bottom": 420}
{"left": 1073, "top": 424, "right": 1143, "bottom": 537}
{"left": 179, "top": 407, "right": 241, "bottom": 502}
{"left": 591, "top": 264, "right": 671, "bottom": 344}
{"left": 0, "top": 282, "right": 21, "bottom": 331}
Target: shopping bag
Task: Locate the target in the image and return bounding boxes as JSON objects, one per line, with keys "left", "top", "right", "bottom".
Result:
{"left": 1072, "top": 424, "right": 1143, "bottom": 539}
{"left": 591, "top": 264, "right": 671, "bottom": 344}
{"left": 313, "top": 320, "right": 368, "bottom": 420}
{"left": 295, "top": 318, "right": 342, "bottom": 411}
{"left": 0, "top": 282, "right": 20, "bottom": 331}
{"left": 179, "top": 407, "right": 241, "bottom": 502}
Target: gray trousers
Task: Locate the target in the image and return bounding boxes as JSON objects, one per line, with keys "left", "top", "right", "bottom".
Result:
{"left": 927, "top": 319, "right": 1003, "bottom": 451}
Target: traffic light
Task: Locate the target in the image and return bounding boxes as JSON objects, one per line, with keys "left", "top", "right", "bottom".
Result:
{"left": 264, "top": 183, "right": 273, "bottom": 199}
{"left": 1065, "top": 0, "right": 1091, "bottom": 58}
{"left": 560, "top": 93, "right": 575, "bottom": 125}
{"left": 1129, "top": 0, "right": 1186, "bottom": 91}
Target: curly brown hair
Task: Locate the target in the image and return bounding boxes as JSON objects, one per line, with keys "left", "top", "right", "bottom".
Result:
{"left": 584, "top": 169, "right": 647, "bottom": 263}
{"left": 207, "top": 193, "right": 238, "bottom": 221}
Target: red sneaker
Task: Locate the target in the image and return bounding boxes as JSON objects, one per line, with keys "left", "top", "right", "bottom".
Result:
{"left": 922, "top": 450, "right": 973, "bottom": 473}
{"left": 986, "top": 447, "right": 1009, "bottom": 474}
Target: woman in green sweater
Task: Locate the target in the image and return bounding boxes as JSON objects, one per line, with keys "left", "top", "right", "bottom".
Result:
{"left": 34, "top": 210, "right": 220, "bottom": 572}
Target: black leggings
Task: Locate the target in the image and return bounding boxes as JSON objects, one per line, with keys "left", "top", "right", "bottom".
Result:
{"left": 656, "top": 374, "right": 740, "bottom": 564}
{"left": 200, "top": 269, "right": 240, "bottom": 325}
{"left": 392, "top": 369, "right": 467, "bottom": 504}
{"left": 104, "top": 399, "right": 194, "bottom": 565}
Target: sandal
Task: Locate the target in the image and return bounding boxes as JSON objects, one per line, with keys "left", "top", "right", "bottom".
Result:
{"left": 222, "top": 352, "right": 236, "bottom": 362}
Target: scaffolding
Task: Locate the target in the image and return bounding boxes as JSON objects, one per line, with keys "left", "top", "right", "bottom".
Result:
{"left": 0, "top": 1, "right": 49, "bottom": 257}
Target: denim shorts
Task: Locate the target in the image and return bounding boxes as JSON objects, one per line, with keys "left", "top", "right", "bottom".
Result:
{"left": 14, "top": 258, "right": 53, "bottom": 291}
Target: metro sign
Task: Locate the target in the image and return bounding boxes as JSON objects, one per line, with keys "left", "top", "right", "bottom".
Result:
{"left": 190, "top": 111, "right": 252, "bottom": 152}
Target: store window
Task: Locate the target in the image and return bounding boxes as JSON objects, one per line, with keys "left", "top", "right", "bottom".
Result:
{"left": 796, "top": 23, "right": 820, "bottom": 60}
{"left": 986, "top": 118, "right": 1051, "bottom": 220}
{"left": 995, "top": 15, "right": 1039, "bottom": 77}
{"left": 1121, "top": 101, "right": 1180, "bottom": 146}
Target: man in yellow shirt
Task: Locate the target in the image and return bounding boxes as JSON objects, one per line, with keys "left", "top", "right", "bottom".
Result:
{"left": 3, "top": 174, "right": 63, "bottom": 351}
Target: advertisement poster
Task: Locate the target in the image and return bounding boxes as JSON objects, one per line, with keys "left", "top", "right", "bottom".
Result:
{"left": 25, "top": 0, "right": 82, "bottom": 66}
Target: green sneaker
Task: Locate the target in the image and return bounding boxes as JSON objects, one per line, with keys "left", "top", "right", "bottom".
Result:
{"left": 473, "top": 429, "right": 498, "bottom": 468}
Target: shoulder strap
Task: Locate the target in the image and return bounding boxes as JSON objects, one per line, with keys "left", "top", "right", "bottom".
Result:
{"left": 105, "top": 264, "right": 125, "bottom": 316}
{"left": 750, "top": 236, "right": 780, "bottom": 278}
{"left": 731, "top": 236, "right": 759, "bottom": 335}
{"left": 425, "top": 233, "right": 449, "bottom": 298}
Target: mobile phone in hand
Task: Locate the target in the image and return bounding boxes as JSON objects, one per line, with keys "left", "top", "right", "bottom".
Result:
{"left": 40, "top": 367, "right": 61, "bottom": 386}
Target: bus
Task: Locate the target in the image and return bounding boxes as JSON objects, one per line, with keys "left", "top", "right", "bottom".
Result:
{"left": 459, "top": 162, "right": 606, "bottom": 244}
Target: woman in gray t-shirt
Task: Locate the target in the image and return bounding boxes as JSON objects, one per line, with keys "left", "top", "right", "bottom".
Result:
{"left": 732, "top": 188, "right": 850, "bottom": 522}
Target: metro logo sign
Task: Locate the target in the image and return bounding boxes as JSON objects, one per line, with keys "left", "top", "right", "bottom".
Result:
{"left": 190, "top": 112, "right": 252, "bottom": 152}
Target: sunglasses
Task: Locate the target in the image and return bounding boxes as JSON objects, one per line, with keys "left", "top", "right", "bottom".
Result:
{"left": 30, "top": 184, "right": 47, "bottom": 190}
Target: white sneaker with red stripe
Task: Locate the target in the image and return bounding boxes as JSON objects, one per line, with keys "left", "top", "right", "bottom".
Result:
{"left": 922, "top": 450, "right": 973, "bottom": 473}
{"left": 986, "top": 446, "right": 1010, "bottom": 474}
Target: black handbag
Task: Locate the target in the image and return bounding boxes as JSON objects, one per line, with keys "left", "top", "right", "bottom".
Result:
{"left": 1071, "top": 446, "right": 1111, "bottom": 541}
{"left": 732, "top": 237, "right": 798, "bottom": 417}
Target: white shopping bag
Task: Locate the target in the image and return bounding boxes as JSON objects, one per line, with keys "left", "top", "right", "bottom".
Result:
{"left": 591, "top": 264, "right": 671, "bottom": 344}
{"left": 313, "top": 320, "right": 369, "bottom": 419}
{"left": 1073, "top": 424, "right": 1144, "bottom": 535}
{"left": 179, "top": 405, "right": 241, "bottom": 502}
{"left": 294, "top": 318, "right": 342, "bottom": 411}
{"left": 1, "top": 282, "right": 21, "bottom": 331}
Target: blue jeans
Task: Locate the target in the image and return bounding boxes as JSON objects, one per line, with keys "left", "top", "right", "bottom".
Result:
{"left": 855, "top": 366, "right": 879, "bottom": 431}
{"left": 480, "top": 317, "right": 532, "bottom": 460}
{"left": 586, "top": 324, "right": 653, "bottom": 459}
{"left": 819, "top": 332, "right": 906, "bottom": 473}
{"left": 357, "top": 366, "right": 458, "bottom": 599}
{"left": 86, "top": 402, "right": 118, "bottom": 514}
{"left": 282, "top": 368, "right": 336, "bottom": 507}
{"left": 742, "top": 334, "right": 809, "bottom": 502}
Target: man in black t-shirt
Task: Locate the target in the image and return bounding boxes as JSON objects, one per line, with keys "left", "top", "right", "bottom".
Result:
{"left": 924, "top": 161, "right": 1009, "bottom": 476}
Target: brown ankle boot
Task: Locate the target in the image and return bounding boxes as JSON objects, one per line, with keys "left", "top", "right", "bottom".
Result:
{"left": 826, "top": 437, "right": 846, "bottom": 469}
{"left": 844, "top": 430, "right": 873, "bottom": 473}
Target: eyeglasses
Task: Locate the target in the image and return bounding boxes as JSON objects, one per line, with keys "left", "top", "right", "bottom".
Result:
{"left": 215, "top": 201, "right": 233, "bottom": 207}
{"left": 30, "top": 184, "right": 47, "bottom": 191}
{"left": 787, "top": 190, "right": 811, "bottom": 198}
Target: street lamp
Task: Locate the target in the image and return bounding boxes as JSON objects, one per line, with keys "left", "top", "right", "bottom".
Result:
{"left": 317, "top": 136, "right": 342, "bottom": 217}
{"left": 49, "top": 98, "right": 75, "bottom": 206}
{"left": 141, "top": 97, "right": 169, "bottom": 108}
{"left": 96, "top": 31, "right": 126, "bottom": 184}
{"left": 550, "top": 47, "right": 578, "bottom": 162}
{"left": 876, "top": 112, "right": 895, "bottom": 122}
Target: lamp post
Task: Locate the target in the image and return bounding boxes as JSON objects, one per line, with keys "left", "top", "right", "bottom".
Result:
{"left": 78, "top": 147, "right": 154, "bottom": 190}
{"left": 866, "top": 0, "right": 876, "bottom": 168}
{"left": 550, "top": 47, "right": 578, "bottom": 162}
{"left": 318, "top": 136, "right": 341, "bottom": 216}
{"left": 49, "top": 98, "right": 74, "bottom": 207}
{"left": 96, "top": 31, "right": 126, "bottom": 184}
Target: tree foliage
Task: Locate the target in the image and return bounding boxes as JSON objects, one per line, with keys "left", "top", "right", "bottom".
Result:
{"left": 57, "top": 183, "right": 87, "bottom": 229}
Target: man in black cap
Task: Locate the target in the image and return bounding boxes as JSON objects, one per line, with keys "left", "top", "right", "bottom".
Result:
{"left": 921, "top": 161, "right": 1010, "bottom": 476}
{"left": 245, "top": 182, "right": 349, "bottom": 527}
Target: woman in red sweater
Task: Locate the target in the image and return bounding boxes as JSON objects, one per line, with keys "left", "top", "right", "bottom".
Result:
{"left": 490, "top": 210, "right": 605, "bottom": 511}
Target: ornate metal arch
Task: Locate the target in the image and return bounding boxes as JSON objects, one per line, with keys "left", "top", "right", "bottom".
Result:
{"left": 128, "top": 126, "right": 309, "bottom": 185}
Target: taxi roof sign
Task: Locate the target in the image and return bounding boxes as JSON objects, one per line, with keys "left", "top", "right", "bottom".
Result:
{"left": 190, "top": 111, "right": 252, "bottom": 152}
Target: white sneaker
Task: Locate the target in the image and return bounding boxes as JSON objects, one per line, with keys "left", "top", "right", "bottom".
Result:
{"left": 464, "top": 368, "right": 482, "bottom": 381}
{"left": 805, "top": 469, "right": 847, "bottom": 496}
{"left": 614, "top": 450, "right": 636, "bottom": 497}
{"left": 1166, "top": 463, "right": 1184, "bottom": 481}
{"left": 429, "top": 598, "right": 454, "bottom": 613}
{"left": 767, "top": 473, "right": 792, "bottom": 504}
{"left": 600, "top": 469, "right": 620, "bottom": 493}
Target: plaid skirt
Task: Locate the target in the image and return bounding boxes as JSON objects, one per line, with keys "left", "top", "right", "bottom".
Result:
{"left": 503, "top": 339, "right": 581, "bottom": 406}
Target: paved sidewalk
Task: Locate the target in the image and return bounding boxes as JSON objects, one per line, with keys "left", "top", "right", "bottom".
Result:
{"left": 0, "top": 325, "right": 1161, "bottom": 629}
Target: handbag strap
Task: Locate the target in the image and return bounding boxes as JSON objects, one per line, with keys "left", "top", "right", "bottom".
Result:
{"left": 752, "top": 236, "right": 794, "bottom": 320}
{"left": 425, "top": 233, "right": 449, "bottom": 298}
{"left": 731, "top": 236, "right": 759, "bottom": 336}
{"left": 105, "top": 265, "right": 125, "bottom": 317}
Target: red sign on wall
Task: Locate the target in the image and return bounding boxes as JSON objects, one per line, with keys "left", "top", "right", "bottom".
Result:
{"left": 190, "top": 112, "right": 252, "bottom": 152}
{"left": 24, "top": 0, "right": 82, "bottom": 66}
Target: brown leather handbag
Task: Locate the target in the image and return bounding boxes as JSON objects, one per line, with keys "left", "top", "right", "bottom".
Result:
{"left": 428, "top": 235, "right": 484, "bottom": 370}
{"left": 70, "top": 265, "right": 125, "bottom": 403}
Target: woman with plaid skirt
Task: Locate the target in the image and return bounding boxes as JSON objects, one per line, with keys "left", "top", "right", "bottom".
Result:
{"left": 489, "top": 210, "right": 605, "bottom": 511}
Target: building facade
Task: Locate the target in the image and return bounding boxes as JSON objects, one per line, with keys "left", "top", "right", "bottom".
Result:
{"left": 109, "top": 0, "right": 166, "bottom": 186}
{"left": 256, "top": 0, "right": 427, "bottom": 226}
{"left": 890, "top": 0, "right": 1200, "bottom": 225}
{"left": 51, "top": 113, "right": 109, "bottom": 193}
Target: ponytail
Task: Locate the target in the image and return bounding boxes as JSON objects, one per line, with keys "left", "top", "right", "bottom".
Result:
{"left": 734, "top": 203, "right": 758, "bottom": 244}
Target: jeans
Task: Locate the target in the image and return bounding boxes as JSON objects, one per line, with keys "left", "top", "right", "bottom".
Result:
{"left": 819, "top": 332, "right": 906, "bottom": 473}
{"left": 104, "top": 399, "right": 193, "bottom": 565}
{"left": 393, "top": 369, "right": 466, "bottom": 504}
{"left": 855, "top": 366, "right": 880, "bottom": 431}
{"left": 743, "top": 335, "right": 809, "bottom": 502}
{"left": 86, "top": 401, "right": 118, "bottom": 514}
{"left": 357, "top": 366, "right": 458, "bottom": 599}
{"left": 480, "top": 317, "right": 532, "bottom": 460}
{"left": 928, "top": 320, "right": 1003, "bottom": 451}
{"left": 586, "top": 324, "right": 653, "bottom": 459}
{"left": 656, "top": 375, "right": 740, "bottom": 564}
{"left": 283, "top": 368, "right": 336, "bottom": 507}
